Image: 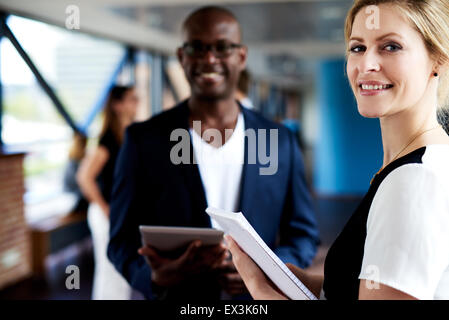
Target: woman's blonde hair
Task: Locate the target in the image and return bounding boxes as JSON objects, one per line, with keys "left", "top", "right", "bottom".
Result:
{"left": 344, "top": 0, "right": 449, "bottom": 131}
{"left": 68, "top": 132, "right": 87, "bottom": 161}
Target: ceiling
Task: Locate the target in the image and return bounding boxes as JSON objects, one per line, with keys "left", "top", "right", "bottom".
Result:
{"left": 0, "top": 0, "right": 354, "bottom": 88}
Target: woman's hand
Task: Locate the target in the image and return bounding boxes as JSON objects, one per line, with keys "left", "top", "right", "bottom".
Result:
{"left": 225, "top": 235, "right": 288, "bottom": 300}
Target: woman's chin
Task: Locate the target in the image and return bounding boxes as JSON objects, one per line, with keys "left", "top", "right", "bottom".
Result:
{"left": 357, "top": 105, "right": 384, "bottom": 119}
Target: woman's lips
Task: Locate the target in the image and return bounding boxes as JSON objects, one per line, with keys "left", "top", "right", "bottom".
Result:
{"left": 358, "top": 82, "right": 394, "bottom": 96}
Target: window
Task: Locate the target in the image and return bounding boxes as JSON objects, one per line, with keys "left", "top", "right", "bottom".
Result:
{"left": 1, "top": 15, "right": 126, "bottom": 221}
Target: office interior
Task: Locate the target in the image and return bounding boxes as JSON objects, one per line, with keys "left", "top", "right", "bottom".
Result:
{"left": 0, "top": 0, "right": 384, "bottom": 300}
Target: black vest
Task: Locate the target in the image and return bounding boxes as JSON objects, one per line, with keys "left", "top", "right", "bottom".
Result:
{"left": 323, "top": 147, "right": 426, "bottom": 300}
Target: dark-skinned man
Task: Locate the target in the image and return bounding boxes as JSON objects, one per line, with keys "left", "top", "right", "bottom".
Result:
{"left": 107, "top": 6, "right": 319, "bottom": 300}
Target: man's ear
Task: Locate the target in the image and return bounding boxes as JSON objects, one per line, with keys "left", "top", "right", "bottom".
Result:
{"left": 176, "top": 47, "right": 184, "bottom": 65}
{"left": 238, "top": 46, "right": 248, "bottom": 71}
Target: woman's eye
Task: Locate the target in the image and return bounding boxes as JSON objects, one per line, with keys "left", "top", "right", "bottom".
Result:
{"left": 349, "top": 45, "right": 365, "bottom": 53}
{"left": 383, "top": 43, "right": 402, "bottom": 52}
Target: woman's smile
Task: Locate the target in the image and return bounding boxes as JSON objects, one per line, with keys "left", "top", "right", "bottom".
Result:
{"left": 358, "top": 80, "right": 394, "bottom": 96}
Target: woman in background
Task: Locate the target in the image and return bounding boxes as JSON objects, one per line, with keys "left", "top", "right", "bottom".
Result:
{"left": 77, "top": 85, "right": 138, "bottom": 300}
{"left": 63, "top": 132, "right": 89, "bottom": 213}
{"left": 227, "top": 0, "right": 449, "bottom": 300}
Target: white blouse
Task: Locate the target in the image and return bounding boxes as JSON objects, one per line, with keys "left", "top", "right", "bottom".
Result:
{"left": 359, "top": 145, "right": 449, "bottom": 299}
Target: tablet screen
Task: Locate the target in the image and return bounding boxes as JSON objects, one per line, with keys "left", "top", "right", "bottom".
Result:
{"left": 139, "top": 226, "right": 224, "bottom": 254}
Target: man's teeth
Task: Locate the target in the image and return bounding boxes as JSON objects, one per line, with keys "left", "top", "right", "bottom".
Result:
{"left": 361, "top": 84, "right": 391, "bottom": 90}
{"left": 201, "top": 72, "right": 221, "bottom": 77}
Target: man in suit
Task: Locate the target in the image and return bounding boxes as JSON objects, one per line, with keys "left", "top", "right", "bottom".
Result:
{"left": 108, "top": 6, "right": 319, "bottom": 300}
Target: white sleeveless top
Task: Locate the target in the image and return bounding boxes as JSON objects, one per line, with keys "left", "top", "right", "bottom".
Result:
{"left": 359, "top": 145, "right": 449, "bottom": 299}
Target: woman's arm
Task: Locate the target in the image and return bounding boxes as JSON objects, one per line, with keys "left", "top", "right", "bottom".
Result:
{"left": 359, "top": 281, "right": 417, "bottom": 300}
{"left": 285, "top": 263, "right": 323, "bottom": 299}
{"left": 226, "top": 235, "right": 324, "bottom": 300}
{"left": 227, "top": 233, "right": 417, "bottom": 300}
{"left": 77, "top": 146, "right": 110, "bottom": 216}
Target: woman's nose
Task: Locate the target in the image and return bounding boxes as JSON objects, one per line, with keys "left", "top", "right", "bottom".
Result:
{"left": 359, "top": 49, "right": 381, "bottom": 73}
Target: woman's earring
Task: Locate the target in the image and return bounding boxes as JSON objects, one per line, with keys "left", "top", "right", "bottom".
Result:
{"left": 434, "top": 72, "right": 439, "bottom": 77}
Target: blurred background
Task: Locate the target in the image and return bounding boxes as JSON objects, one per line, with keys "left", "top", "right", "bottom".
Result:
{"left": 0, "top": 0, "right": 383, "bottom": 299}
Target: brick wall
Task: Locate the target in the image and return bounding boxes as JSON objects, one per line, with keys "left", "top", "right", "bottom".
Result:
{"left": 0, "top": 152, "right": 32, "bottom": 289}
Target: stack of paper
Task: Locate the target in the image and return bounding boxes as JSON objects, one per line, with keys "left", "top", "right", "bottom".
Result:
{"left": 206, "top": 207, "right": 317, "bottom": 300}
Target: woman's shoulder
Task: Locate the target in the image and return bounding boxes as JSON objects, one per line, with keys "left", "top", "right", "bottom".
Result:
{"left": 383, "top": 144, "right": 449, "bottom": 188}
{"left": 365, "top": 146, "right": 449, "bottom": 251}
{"left": 371, "top": 145, "right": 449, "bottom": 217}
{"left": 99, "top": 129, "right": 119, "bottom": 148}
{"left": 421, "top": 144, "right": 449, "bottom": 173}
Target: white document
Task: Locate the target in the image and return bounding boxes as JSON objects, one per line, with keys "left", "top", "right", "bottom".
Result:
{"left": 206, "top": 207, "right": 317, "bottom": 300}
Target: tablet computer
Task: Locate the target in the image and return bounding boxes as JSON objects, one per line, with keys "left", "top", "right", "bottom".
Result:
{"left": 139, "top": 225, "right": 224, "bottom": 252}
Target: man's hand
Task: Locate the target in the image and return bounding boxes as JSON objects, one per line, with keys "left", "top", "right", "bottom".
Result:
{"left": 138, "top": 240, "right": 227, "bottom": 287}
{"left": 216, "top": 254, "right": 248, "bottom": 296}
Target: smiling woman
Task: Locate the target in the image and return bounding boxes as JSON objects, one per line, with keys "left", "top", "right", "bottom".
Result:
{"left": 345, "top": 0, "right": 449, "bottom": 132}
{"left": 324, "top": 0, "right": 449, "bottom": 300}
{"left": 227, "top": 0, "right": 449, "bottom": 301}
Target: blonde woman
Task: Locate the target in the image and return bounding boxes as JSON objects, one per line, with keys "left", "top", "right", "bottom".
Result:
{"left": 77, "top": 85, "right": 138, "bottom": 300}
{"left": 227, "top": 0, "right": 449, "bottom": 300}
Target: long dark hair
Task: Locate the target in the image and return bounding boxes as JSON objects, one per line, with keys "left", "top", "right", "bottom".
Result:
{"left": 100, "top": 85, "right": 134, "bottom": 145}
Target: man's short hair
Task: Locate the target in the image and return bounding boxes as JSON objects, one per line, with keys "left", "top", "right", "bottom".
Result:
{"left": 182, "top": 6, "right": 242, "bottom": 40}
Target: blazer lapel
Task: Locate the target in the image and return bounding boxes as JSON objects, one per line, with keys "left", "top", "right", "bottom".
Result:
{"left": 169, "top": 101, "right": 210, "bottom": 227}
{"left": 238, "top": 106, "right": 260, "bottom": 224}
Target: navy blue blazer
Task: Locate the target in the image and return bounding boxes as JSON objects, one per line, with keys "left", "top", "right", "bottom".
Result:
{"left": 108, "top": 100, "right": 320, "bottom": 299}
